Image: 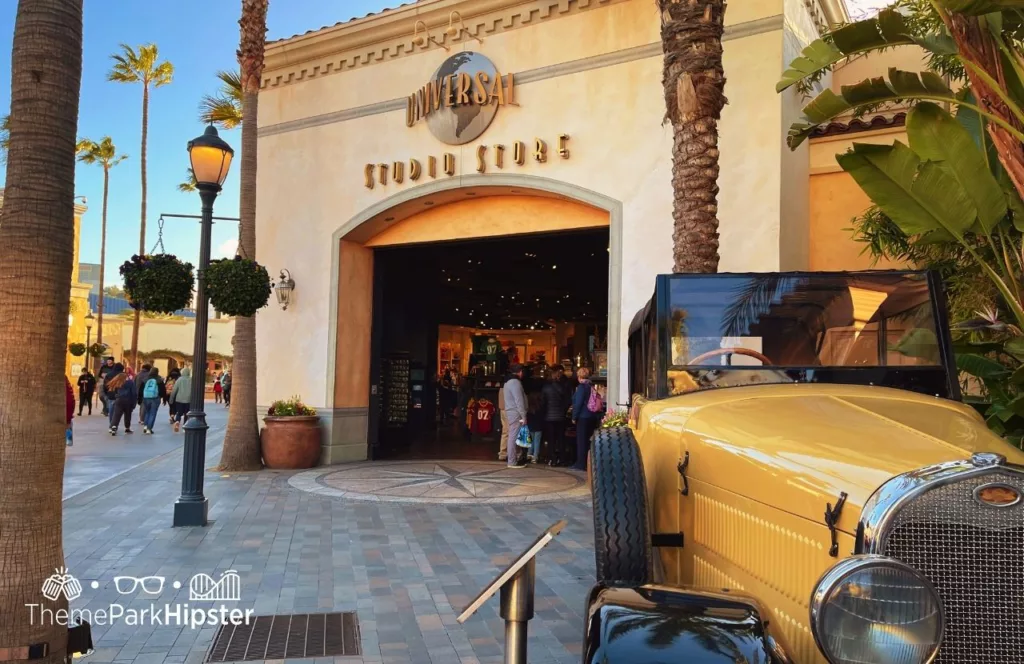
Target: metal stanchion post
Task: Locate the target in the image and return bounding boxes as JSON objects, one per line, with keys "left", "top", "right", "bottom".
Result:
{"left": 499, "top": 558, "right": 535, "bottom": 664}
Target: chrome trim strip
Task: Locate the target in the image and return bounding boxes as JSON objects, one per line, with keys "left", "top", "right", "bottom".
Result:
{"left": 809, "top": 555, "right": 945, "bottom": 664}
{"left": 859, "top": 453, "right": 1024, "bottom": 553}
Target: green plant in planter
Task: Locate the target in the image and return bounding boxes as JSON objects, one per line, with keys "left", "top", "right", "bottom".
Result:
{"left": 601, "top": 409, "right": 628, "bottom": 429}
{"left": 267, "top": 396, "right": 317, "bottom": 417}
{"left": 68, "top": 342, "right": 86, "bottom": 357}
{"left": 205, "top": 256, "right": 272, "bottom": 317}
{"left": 120, "top": 254, "right": 195, "bottom": 314}
{"left": 88, "top": 342, "right": 108, "bottom": 358}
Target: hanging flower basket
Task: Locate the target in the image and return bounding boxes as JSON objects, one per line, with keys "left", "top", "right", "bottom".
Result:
{"left": 89, "top": 342, "right": 108, "bottom": 358}
{"left": 120, "top": 254, "right": 195, "bottom": 314}
{"left": 68, "top": 342, "right": 86, "bottom": 357}
{"left": 206, "top": 257, "right": 272, "bottom": 317}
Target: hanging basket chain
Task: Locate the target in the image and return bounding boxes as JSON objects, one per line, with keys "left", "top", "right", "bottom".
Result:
{"left": 149, "top": 216, "right": 166, "bottom": 255}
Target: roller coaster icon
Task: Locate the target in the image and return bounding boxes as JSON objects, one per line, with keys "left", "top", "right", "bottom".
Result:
{"left": 188, "top": 570, "right": 241, "bottom": 602}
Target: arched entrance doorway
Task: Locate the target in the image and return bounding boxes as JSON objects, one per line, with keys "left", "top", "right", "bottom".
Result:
{"left": 324, "top": 174, "right": 623, "bottom": 463}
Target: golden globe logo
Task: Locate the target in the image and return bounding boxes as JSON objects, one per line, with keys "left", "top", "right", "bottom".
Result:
{"left": 406, "top": 51, "right": 517, "bottom": 145}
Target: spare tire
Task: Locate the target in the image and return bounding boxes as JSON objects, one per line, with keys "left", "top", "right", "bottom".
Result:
{"left": 590, "top": 426, "right": 652, "bottom": 585}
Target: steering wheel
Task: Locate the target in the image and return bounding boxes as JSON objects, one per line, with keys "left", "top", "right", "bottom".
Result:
{"left": 687, "top": 347, "right": 773, "bottom": 366}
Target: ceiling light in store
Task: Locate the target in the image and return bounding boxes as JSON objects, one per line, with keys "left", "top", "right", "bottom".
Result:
{"left": 552, "top": 265, "right": 557, "bottom": 269}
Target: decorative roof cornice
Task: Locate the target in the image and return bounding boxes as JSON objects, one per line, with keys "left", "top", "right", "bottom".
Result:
{"left": 810, "top": 112, "right": 906, "bottom": 139}
{"left": 262, "top": 0, "right": 622, "bottom": 89}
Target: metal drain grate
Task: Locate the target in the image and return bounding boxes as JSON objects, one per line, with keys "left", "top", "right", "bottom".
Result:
{"left": 205, "top": 612, "right": 360, "bottom": 662}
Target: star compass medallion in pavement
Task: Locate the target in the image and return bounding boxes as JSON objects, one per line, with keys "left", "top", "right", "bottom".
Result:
{"left": 288, "top": 460, "right": 589, "bottom": 505}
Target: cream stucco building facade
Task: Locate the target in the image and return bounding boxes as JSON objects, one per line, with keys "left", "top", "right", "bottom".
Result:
{"left": 256, "top": 0, "right": 915, "bottom": 466}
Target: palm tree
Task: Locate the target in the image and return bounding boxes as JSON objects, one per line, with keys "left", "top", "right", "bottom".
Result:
{"left": 0, "top": 0, "right": 83, "bottom": 659}
{"left": 199, "top": 70, "right": 243, "bottom": 129}
{"left": 178, "top": 168, "right": 197, "bottom": 193}
{"left": 658, "top": 0, "right": 727, "bottom": 273}
{"left": 220, "top": 0, "right": 268, "bottom": 471}
{"left": 76, "top": 137, "right": 127, "bottom": 370}
{"left": 0, "top": 113, "right": 10, "bottom": 161}
{"left": 107, "top": 43, "right": 173, "bottom": 369}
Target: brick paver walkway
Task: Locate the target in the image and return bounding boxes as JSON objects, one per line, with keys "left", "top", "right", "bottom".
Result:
{"left": 62, "top": 409, "right": 595, "bottom": 664}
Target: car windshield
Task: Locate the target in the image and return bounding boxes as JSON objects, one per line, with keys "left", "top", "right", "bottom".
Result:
{"left": 666, "top": 272, "right": 945, "bottom": 396}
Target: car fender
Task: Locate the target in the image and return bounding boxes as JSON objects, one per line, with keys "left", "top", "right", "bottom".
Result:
{"left": 583, "top": 583, "right": 794, "bottom": 663}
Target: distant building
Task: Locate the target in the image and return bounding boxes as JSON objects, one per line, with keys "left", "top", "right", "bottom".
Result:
{"left": 79, "top": 262, "right": 101, "bottom": 294}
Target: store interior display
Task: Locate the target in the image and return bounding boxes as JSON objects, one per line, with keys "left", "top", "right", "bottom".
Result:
{"left": 370, "top": 228, "right": 610, "bottom": 460}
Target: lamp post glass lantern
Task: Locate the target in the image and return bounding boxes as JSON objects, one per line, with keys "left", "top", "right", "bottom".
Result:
{"left": 174, "top": 125, "right": 234, "bottom": 528}
{"left": 85, "top": 311, "right": 94, "bottom": 372}
{"left": 274, "top": 270, "right": 295, "bottom": 310}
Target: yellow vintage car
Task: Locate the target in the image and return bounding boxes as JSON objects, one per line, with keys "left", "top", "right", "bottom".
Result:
{"left": 585, "top": 271, "right": 1024, "bottom": 664}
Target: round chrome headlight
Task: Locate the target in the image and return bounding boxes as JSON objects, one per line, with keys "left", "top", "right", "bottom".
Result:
{"left": 810, "top": 555, "right": 944, "bottom": 664}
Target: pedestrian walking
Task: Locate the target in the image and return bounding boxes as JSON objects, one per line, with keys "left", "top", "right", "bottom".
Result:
{"left": 221, "top": 371, "right": 232, "bottom": 407}
{"left": 134, "top": 364, "right": 152, "bottom": 425}
{"left": 105, "top": 364, "right": 136, "bottom": 435}
{"left": 65, "top": 375, "right": 75, "bottom": 446}
{"left": 169, "top": 367, "right": 192, "bottom": 432}
{"left": 76, "top": 368, "right": 96, "bottom": 416}
{"left": 97, "top": 357, "right": 115, "bottom": 416}
{"left": 541, "top": 365, "right": 571, "bottom": 466}
{"left": 503, "top": 364, "right": 528, "bottom": 468}
{"left": 141, "top": 366, "right": 166, "bottom": 434}
{"left": 496, "top": 383, "right": 508, "bottom": 461}
{"left": 570, "top": 367, "right": 602, "bottom": 471}
{"left": 213, "top": 372, "right": 223, "bottom": 404}
{"left": 526, "top": 388, "right": 544, "bottom": 464}
{"left": 164, "top": 368, "right": 179, "bottom": 423}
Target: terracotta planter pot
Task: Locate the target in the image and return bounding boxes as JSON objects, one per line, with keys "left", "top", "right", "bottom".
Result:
{"left": 261, "top": 415, "right": 321, "bottom": 469}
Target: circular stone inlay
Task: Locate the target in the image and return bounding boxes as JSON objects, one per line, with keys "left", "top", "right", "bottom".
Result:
{"left": 288, "top": 460, "right": 589, "bottom": 505}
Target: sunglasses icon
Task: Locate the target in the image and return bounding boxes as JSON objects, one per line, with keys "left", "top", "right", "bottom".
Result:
{"left": 113, "top": 576, "right": 164, "bottom": 595}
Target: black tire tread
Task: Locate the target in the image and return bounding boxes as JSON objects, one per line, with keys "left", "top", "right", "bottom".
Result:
{"left": 590, "top": 426, "right": 652, "bottom": 585}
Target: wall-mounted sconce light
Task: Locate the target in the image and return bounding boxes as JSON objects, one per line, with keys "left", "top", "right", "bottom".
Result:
{"left": 413, "top": 20, "right": 449, "bottom": 52}
{"left": 273, "top": 269, "right": 295, "bottom": 310}
{"left": 445, "top": 11, "right": 484, "bottom": 44}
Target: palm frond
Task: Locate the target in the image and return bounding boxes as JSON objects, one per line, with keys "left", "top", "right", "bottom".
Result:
{"left": 178, "top": 168, "right": 198, "bottom": 193}
{"left": 722, "top": 275, "right": 794, "bottom": 336}
{"left": 76, "top": 135, "right": 127, "bottom": 169}
{"left": 108, "top": 43, "right": 173, "bottom": 87}
{"left": 198, "top": 70, "right": 243, "bottom": 128}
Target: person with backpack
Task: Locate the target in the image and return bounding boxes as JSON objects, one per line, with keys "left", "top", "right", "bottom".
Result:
{"left": 570, "top": 367, "right": 603, "bottom": 471}
{"left": 164, "top": 368, "right": 180, "bottom": 424}
{"left": 141, "top": 366, "right": 166, "bottom": 434}
{"left": 169, "top": 367, "right": 192, "bottom": 432}
{"left": 134, "top": 363, "right": 152, "bottom": 426}
{"left": 105, "top": 364, "right": 137, "bottom": 435}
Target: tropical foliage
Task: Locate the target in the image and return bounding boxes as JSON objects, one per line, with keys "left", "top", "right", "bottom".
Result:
{"left": 0, "top": 0, "right": 84, "bottom": 656}
{"left": 205, "top": 257, "right": 272, "bottom": 317}
{"left": 658, "top": 0, "right": 727, "bottom": 273}
{"left": 108, "top": 42, "right": 173, "bottom": 367}
{"left": 780, "top": 0, "right": 1024, "bottom": 442}
{"left": 199, "top": 70, "right": 243, "bottom": 129}
{"left": 221, "top": 0, "right": 269, "bottom": 472}
{"left": 76, "top": 136, "right": 127, "bottom": 357}
{"left": 178, "top": 168, "right": 197, "bottom": 193}
{"left": 119, "top": 254, "right": 194, "bottom": 314}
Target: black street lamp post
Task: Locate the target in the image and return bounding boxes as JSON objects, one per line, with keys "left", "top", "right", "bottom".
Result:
{"left": 84, "top": 311, "right": 94, "bottom": 373}
{"left": 173, "top": 125, "right": 234, "bottom": 528}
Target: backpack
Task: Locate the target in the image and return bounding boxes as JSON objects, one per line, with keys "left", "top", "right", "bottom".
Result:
{"left": 143, "top": 378, "right": 159, "bottom": 399}
{"left": 586, "top": 383, "right": 604, "bottom": 414}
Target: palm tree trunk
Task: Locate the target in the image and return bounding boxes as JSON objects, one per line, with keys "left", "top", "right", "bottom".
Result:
{"left": 221, "top": 0, "right": 268, "bottom": 471}
{"left": 96, "top": 165, "right": 108, "bottom": 367}
{"left": 659, "top": 0, "right": 727, "bottom": 274}
{"left": 0, "top": 0, "right": 83, "bottom": 660}
{"left": 130, "top": 83, "right": 149, "bottom": 369}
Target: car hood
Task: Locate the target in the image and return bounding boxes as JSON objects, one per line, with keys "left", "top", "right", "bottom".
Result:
{"left": 662, "top": 383, "right": 1024, "bottom": 535}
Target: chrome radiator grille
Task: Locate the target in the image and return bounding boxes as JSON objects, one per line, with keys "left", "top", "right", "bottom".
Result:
{"left": 883, "top": 471, "right": 1024, "bottom": 664}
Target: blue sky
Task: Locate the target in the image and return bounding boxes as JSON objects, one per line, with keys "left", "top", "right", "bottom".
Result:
{"left": 0, "top": 0, "right": 395, "bottom": 286}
